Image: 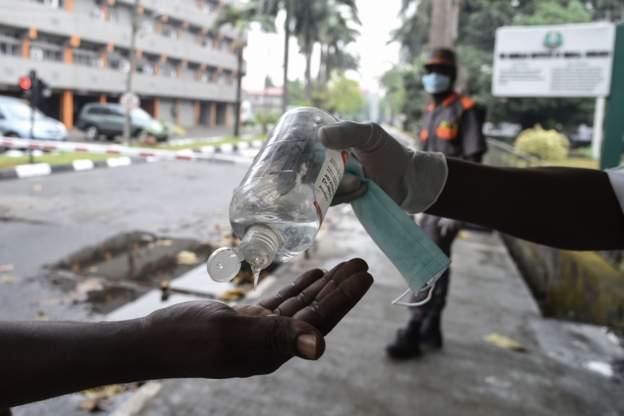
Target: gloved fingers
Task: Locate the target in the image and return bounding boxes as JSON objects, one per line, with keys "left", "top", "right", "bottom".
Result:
{"left": 319, "top": 121, "right": 378, "bottom": 153}
{"left": 331, "top": 174, "right": 368, "bottom": 206}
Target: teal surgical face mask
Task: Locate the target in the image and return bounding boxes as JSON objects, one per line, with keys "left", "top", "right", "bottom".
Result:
{"left": 346, "top": 160, "right": 450, "bottom": 307}
{"left": 422, "top": 73, "right": 451, "bottom": 94}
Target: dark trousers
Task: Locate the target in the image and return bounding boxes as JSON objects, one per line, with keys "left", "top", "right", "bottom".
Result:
{"left": 407, "top": 214, "right": 458, "bottom": 332}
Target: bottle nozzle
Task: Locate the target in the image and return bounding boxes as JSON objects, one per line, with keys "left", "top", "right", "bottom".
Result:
{"left": 238, "top": 224, "right": 282, "bottom": 276}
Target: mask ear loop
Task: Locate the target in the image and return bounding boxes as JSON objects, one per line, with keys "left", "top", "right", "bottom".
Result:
{"left": 391, "top": 268, "right": 447, "bottom": 307}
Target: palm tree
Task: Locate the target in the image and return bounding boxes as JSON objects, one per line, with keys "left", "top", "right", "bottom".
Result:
{"left": 317, "top": 2, "right": 360, "bottom": 88}
{"left": 391, "top": 0, "right": 431, "bottom": 61}
{"left": 214, "top": 0, "right": 292, "bottom": 119}
{"left": 213, "top": 4, "right": 273, "bottom": 137}
{"left": 292, "top": 0, "right": 359, "bottom": 101}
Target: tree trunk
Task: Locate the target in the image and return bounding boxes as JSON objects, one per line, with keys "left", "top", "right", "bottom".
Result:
{"left": 317, "top": 44, "right": 325, "bottom": 87}
{"left": 233, "top": 44, "right": 243, "bottom": 137}
{"left": 304, "top": 28, "right": 313, "bottom": 102}
{"left": 282, "top": 0, "right": 291, "bottom": 113}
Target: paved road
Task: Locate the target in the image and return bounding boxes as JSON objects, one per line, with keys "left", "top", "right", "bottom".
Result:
{"left": 0, "top": 160, "right": 248, "bottom": 321}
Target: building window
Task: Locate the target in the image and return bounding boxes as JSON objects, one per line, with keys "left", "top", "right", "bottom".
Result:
{"left": 109, "top": 52, "right": 129, "bottom": 72}
{"left": 30, "top": 41, "right": 63, "bottom": 62}
{"left": 0, "top": 34, "right": 21, "bottom": 57}
{"left": 160, "top": 63, "right": 176, "bottom": 78}
{"left": 73, "top": 49, "right": 99, "bottom": 67}
{"left": 33, "top": 0, "right": 64, "bottom": 8}
{"left": 137, "top": 58, "right": 155, "bottom": 75}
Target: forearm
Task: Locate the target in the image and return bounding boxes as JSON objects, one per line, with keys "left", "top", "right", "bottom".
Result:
{"left": 0, "top": 319, "right": 160, "bottom": 407}
{"left": 427, "top": 158, "right": 624, "bottom": 250}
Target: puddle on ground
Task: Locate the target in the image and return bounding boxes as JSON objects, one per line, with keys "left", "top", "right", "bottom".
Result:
{"left": 46, "top": 231, "right": 214, "bottom": 314}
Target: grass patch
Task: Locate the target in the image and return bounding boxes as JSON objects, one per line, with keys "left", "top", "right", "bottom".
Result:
{"left": 137, "top": 134, "right": 267, "bottom": 151}
{"left": 541, "top": 157, "right": 599, "bottom": 170}
{"left": 0, "top": 152, "right": 111, "bottom": 169}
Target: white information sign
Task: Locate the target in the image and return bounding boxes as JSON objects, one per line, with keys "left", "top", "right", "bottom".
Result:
{"left": 492, "top": 23, "right": 616, "bottom": 97}
{"left": 120, "top": 92, "right": 140, "bottom": 112}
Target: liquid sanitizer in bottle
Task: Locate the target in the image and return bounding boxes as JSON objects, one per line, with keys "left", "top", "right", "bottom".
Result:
{"left": 207, "top": 107, "right": 347, "bottom": 287}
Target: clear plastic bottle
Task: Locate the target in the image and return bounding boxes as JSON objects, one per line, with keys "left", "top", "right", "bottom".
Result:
{"left": 207, "top": 107, "right": 347, "bottom": 285}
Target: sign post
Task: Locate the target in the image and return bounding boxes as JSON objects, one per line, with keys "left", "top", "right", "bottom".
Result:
{"left": 601, "top": 23, "right": 624, "bottom": 169}
{"left": 492, "top": 22, "right": 621, "bottom": 168}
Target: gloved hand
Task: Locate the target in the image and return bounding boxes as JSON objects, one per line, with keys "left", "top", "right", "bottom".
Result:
{"left": 438, "top": 217, "right": 461, "bottom": 237}
{"left": 319, "top": 122, "right": 448, "bottom": 213}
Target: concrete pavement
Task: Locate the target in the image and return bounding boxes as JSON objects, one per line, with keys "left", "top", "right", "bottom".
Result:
{"left": 126, "top": 208, "right": 623, "bottom": 416}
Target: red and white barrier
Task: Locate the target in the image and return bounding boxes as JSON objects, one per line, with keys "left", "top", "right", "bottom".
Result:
{"left": 0, "top": 137, "right": 260, "bottom": 165}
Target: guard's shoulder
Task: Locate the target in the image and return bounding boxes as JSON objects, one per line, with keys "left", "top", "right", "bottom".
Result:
{"left": 459, "top": 95, "right": 476, "bottom": 110}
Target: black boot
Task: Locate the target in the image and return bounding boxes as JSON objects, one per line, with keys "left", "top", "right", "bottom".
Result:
{"left": 420, "top": 314, "right": 443, "bottom": 350}
{"left": 386, "top": 326, "right": 422, "bottom": 360}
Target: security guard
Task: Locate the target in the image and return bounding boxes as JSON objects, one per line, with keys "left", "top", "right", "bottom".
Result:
{"left": 386, "top": 48, "right": 488, "bottom": 360}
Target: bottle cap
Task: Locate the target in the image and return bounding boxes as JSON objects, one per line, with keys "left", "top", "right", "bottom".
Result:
{"left": 206, "top": 247, "right": 243, "bottom": 282}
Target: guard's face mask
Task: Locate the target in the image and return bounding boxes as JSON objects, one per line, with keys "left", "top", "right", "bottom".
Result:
{"left": 422, "top": 73, "right": 451, "bottom": 94}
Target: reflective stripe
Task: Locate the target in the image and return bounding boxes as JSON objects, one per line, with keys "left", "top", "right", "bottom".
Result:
{"left": 460, "top": 96, "right": 476, "bottom": 109}
{"left": 607, "top": 168, "right": 624, "bottom": 214}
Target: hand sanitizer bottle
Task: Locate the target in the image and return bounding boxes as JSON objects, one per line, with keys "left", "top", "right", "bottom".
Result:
{"left": 207, "top": 107, "right": 347, "bottom": 286}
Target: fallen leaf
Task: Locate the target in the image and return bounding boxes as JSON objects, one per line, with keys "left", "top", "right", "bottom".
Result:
{"left": 157, "top": 239, "right": 173, "bottom": 247}
{"left": 0, "top": 264, "right": 14, "bottom": 273}
{"left": 484, "top": 333, "right": 526, "bottom": 352}
{"left": 80, "top": 398, "right": 102, "bottom": 412}
{"left": 82, "top": 384, "right": 129, "bottom": 400}
{"left": 176, "top": 250, "right": 199, "bottom": 265}
{"left": 36, "top": 310, "right": 48, "bottom": 321}
{"left": 0, "top": 275, "right": 17, "bottom": 284}
{"left": 218, "top": 288, "right": 248, "bottom": 301}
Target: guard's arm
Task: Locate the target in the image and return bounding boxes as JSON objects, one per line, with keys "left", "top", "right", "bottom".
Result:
{"left": 427, "top": 158, "right": 624, "bottom": 250}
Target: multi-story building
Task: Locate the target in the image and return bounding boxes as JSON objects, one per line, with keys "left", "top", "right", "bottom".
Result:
{"left": 0, "top": 0, "right": 245, "bottom": 130}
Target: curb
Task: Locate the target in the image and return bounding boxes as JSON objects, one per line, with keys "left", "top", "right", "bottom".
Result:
{"left": 0, "top": 139, "right": 265, "bottom": 181}
{"left": 0, "top": 157, "right": 150, "bottom": 181}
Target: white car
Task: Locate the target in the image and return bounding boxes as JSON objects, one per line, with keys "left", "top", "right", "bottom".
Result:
{"left": 0, "top": 95, "right": 68, "bottom": 141}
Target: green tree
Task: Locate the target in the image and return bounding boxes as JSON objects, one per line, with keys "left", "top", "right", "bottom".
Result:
{"left": 512, "top": 0, "right": 591, "bottom": 25}
{"left": 292, "top": 0, "right": 360, "bottom": 101}
{"left": 318, "top": 1, "right": 360, "bottom": 88}
{"left": 213, "top": 0, "right": 292, "bottom": 113}
{"left": 287, "top": 79, "right": 310, "bottom": 106}
{"left": 389, "top": 0, "right": 606, "bottom": 132}
{"left": 324, "top": 72, "right": 366, "bottom": 118}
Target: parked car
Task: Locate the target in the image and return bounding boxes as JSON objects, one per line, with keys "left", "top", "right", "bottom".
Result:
{"left": 77, "top": 103, "right": 168, "bottom": 142}
{"left": 0, "top": 95, "right": 67, "bottom": 140}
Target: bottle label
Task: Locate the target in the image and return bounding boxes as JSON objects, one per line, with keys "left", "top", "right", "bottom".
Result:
{"left": 313, "top": 149, "right": 348, "bottom": 224}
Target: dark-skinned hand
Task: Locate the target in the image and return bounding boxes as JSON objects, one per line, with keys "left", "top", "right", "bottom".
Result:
{"left": 142, "top": 258, "right": 373, "bottom": 379}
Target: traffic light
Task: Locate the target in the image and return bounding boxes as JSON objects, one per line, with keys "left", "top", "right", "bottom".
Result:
{"left": 18, "top": 75, "right": 32, "bottom": 92}
{"left": 18, "top": 70, "right": 50, "bottom": 107}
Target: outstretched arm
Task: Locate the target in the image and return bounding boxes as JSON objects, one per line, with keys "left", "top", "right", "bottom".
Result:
{"left": 0, "top": 259, "right": 373, "bottom": 407}
{"left": 428, "top": 158, "right": 624, "bottom": 250}
{"left": 320, "top": 122, "right": 624, "bottom": 251}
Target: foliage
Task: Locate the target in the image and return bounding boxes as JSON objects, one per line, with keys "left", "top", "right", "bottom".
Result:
{"left": 388, "top": 0, "right": 609, "bottom": 132}
{"left": 323, "top": 73, "right": 366, "bottom": 118}
{"left": 379, "top": 67, "right": 406, "bottom": 123}
{"left": 512, "top": 0, "right": 592, "bottom": 25}
{"left": 254, "top": 110, "right": 280, "bottom": 134}
{"left": 292, "top": 0, "right": 360, "bottom": 99}
{"left": 514, "top": 125, "right": 570, "bottom": 161}
{"left": 285, "top": 80, "right": 310, "bottom": 106}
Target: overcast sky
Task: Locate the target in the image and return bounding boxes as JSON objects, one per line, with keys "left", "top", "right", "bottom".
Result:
{"left": 241, "top": 0, "right": 403, "bottom": 93}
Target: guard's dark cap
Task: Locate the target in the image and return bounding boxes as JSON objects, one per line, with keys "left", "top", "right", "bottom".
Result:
{"left": 424, "top": 48, "right": 457, "bottom": 68}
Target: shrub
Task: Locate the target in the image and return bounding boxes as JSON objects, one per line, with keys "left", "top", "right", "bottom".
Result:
{"left": 514, "top": 125, "right": 570, "bottom": 161}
